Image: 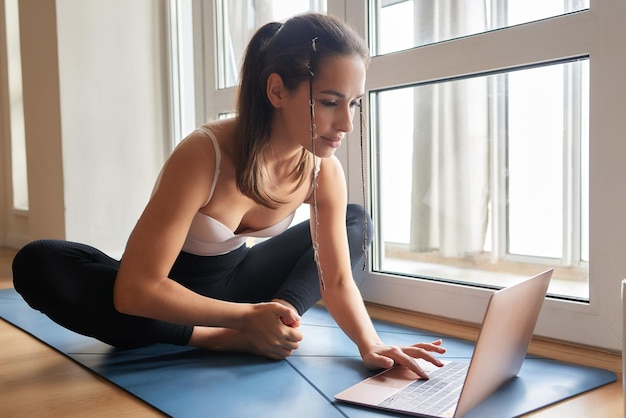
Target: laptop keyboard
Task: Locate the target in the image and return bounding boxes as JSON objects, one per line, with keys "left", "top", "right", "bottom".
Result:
{"left": 378, "top": 361, "right": 469, "bottom": 416}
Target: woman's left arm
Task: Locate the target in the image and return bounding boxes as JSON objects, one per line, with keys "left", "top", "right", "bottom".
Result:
{"left": 311, "top": 157, "right": 445, "bottom": 378}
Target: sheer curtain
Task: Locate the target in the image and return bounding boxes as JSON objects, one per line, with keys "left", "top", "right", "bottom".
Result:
{"left": 409, "top": 1, "right": 494, "bottom": 257}
{"left": 221, "top": 0, "right": 274, "bottom": 88}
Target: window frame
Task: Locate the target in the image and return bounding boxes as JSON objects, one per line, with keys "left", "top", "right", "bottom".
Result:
{"left": 193, "top": 0, "right": 626, "bottom": 351}
{"left": 368, "top": 57, "right": 590, "bottom": 301}
{"left": 347, "top": 1, "right": 625, "bottom": 351}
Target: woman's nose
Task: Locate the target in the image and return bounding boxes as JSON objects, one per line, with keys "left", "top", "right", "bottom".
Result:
{"left": 335, "top": 105, "right": 355, "bottom": 133}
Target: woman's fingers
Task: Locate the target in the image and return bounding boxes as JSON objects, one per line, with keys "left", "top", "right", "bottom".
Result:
{"left": 364, "top": 339, "right": 447, "bottom": 379}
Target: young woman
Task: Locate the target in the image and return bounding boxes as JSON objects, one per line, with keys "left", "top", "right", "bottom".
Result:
{"left": 12, "top": 13, "right": 444, "bottom": 378}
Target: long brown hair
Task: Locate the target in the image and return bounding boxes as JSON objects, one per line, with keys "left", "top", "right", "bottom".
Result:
{"left": 234, "top": 13, "right": 370, "bottom": 208}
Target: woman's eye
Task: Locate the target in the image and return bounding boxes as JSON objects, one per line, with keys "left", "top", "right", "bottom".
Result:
{"left": 319, "top": 100, "right": 361, "bottom": 108}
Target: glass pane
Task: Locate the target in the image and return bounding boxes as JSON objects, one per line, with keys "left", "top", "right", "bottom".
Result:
{"left": 5, "top": 0, "right": 28, "bottom": 210}
{"left": 373, "top": 0, "right": 590, "bottom": 56}
{"left": 216, "top": 0, "right": 327, "bottom": 89}
{"left": 372, "top": 58, "right": 589, "bottom": 300}
{"left": 169, "top": 0, "right": 197, "bottom": 144}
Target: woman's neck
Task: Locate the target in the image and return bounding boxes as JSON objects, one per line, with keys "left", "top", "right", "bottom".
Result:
{"left": 265, "top": 143, "right": 304, "bottom": 183}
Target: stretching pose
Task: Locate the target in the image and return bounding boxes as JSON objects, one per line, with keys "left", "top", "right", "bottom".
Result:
{"left": 12, "top": 13, "right": 444, "bottom": 378}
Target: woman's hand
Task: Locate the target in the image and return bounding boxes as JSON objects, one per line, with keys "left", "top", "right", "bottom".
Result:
{"left": 240, "top": 302, "right": 303, "bottom": 360}
{"left": 360, "top": 339, "right": 446, "bottom": 379}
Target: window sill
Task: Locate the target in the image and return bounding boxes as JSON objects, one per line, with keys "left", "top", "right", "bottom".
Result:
{"left": 381, "top": 244, "right": 588, "bottom": 301}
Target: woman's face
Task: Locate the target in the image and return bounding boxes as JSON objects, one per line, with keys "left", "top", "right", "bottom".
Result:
{"left": 276, "top": 54, "right": 367, "bottom": 158}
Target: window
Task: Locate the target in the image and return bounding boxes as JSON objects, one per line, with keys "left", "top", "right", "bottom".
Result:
{"left": 4, "top": 0, "right": 28, "bottom": 210}
{"left": 215, "top": 0, "right": 327, "bottom": 90}
{"left": 353, "top": 0, "right": 625, "bottom": 351}
{"left": 372, "top": 58, "right": 589, "bottom": 301}
{"left": 371, "top": 0, "right": 589, "bottom": 55}
{"left": 371, "top": 2, "right": 591, "bottom": 301}
{"left": 168, "top": 0, "right": 198, "bottom": 145}
{"left": 196, "top": 0, "right": 327, "bottom": 125}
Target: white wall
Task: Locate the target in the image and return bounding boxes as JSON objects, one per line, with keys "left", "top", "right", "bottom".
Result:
{"left": 56, "top": 0, "right": 169, "bottom": 257}
{"left": 0, "top": 0, "right": 170, "bottom": 257}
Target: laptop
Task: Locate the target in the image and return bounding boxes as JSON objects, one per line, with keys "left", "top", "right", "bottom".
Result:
{"left": 335, "top": 269, "right": 553, "bottom": 418}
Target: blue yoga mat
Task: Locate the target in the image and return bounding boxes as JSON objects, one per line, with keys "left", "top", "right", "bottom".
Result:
{"left": 0, "top": 288, "right": 616, "bottom": 417}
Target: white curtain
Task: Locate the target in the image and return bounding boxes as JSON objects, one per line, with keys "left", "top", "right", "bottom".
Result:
{"left": 409, "top": 0, "right": 494, "bottom": 257}
{"left": 222, "top": 0, "right": 274, "bottom": 87}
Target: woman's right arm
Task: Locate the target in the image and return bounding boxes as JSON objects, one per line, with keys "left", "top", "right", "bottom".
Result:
{"left": 112, "top": 133, "right": 299, "bottom": 331}
{"left": 113, "top": 133, "right": 243, "bottom": 327}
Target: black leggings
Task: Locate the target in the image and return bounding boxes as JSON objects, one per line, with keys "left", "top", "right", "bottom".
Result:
{"left": 12, "top": 204, "right": 372, "bottom": 349}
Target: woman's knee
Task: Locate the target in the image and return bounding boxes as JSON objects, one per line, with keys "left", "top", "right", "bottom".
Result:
{"left": 13, "top": 241, "right": 48, "bottom": 286}
{"left": 12, "top": 240, "right": 56, "bottom": 306}
{"left": 12, "top": 239, "right": 94, "bottom": 307}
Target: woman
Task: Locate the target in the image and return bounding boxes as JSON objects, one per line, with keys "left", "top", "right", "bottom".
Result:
{"left": 12, "top": 13, "right": 444, "bottom": 378}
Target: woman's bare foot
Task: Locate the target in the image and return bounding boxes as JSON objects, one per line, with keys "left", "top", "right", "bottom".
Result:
{"left": 188, "top": 326, "right": 263, "bottom": 356}
{"left": 187, "top": 300, "right": 301, "bottom": 358}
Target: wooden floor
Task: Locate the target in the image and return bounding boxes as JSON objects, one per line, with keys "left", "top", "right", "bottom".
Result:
{"left": 0, "top": 246, "right": 623, "bottom": 417}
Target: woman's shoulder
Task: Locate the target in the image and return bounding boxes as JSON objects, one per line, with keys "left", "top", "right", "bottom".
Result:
{"left": 319, "top": 156, "right": 347, "bottom": 193}
{"left": 168, "top": 119, "right": 233, "bottom": 160}
{"left": 318, "top": 155, "right": 344, "bottom": 177}
{"left": 305, "top": 156, "right": 346, "bottom": 205}
{"left": 161, "top": 124, "right": 228, "bottom": 182}
{"left": 197, "top": 118, "right": 237, "bottom": 152}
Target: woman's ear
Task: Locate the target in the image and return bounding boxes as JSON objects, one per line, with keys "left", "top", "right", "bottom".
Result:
{"left": 266, "top": 73, "right": 286, "bottom": 109}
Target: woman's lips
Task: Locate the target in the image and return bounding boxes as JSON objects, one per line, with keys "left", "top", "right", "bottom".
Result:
{"left": 321, "top": 136, "right": 342, "bottom": 148}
